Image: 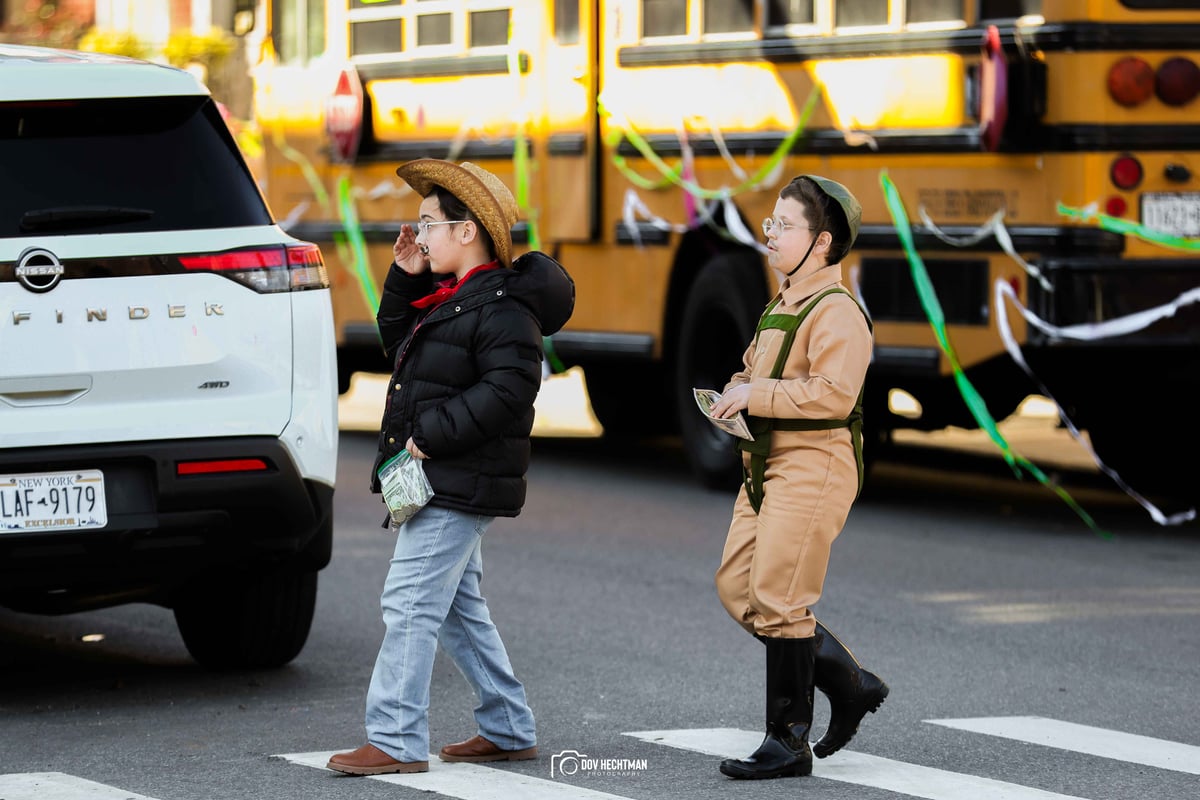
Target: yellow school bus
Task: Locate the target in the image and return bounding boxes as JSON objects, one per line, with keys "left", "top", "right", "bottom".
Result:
{"left": 252, "top": 0, "right": 1199, "bottom": 502}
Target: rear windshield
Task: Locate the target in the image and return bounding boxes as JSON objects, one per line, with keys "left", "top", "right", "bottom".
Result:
{"left": 0, "top": 96, "right": 272, "bottom": 238}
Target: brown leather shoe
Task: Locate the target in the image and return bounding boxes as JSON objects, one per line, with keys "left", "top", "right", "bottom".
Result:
{"left": 439, "top": 735, "right": 538, "bottom": 763}
{"left": 326, "top": 743, "right": 429, "bottom": 776}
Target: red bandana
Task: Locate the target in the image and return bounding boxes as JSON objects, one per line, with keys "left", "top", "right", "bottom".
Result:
{"left": 410, "top": 261, "right": 501, "bottom": 309}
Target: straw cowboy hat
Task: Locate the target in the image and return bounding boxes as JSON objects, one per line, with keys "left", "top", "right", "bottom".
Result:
{"left": 395, "top": 159, "right": 520, "bottom": 267}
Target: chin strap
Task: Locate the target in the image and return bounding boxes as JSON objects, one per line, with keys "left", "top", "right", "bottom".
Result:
{"left": 785, "top": 238, "right": 818, "bottom": 277}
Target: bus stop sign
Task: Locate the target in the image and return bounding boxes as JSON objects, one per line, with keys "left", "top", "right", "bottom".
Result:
{"left": 326, "top": 67, "right": 364, "bottom": 165}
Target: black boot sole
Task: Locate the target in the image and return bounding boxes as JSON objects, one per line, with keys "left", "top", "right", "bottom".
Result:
{"left": 813, "top": 683, "right": 889, "bottom": 758}
{"left": 719, "top": 760, "right": 813, "bottom": 780}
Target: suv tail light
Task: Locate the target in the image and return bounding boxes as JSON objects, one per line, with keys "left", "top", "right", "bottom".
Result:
{"left": 177, "top": 458, "right": 270, "bottom": 476}
{"left": 179, "top": 244, "right": 329, "bottom": 293}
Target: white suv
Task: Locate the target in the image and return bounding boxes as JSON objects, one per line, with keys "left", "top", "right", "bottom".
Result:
{"left": 0, "top": 45, "right": 338, "bottom": 669}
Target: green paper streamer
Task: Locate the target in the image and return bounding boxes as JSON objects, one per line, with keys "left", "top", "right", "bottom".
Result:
{"left": 271, "top": 126, "right": 381, "bottom": 340}
{"left": 881, "top": 172, "right": 1109, "bottom": 537}
{"left": 1058, "top": 203, "right": 1200, "bottom": 252}
{"left": 507, "top": 33, "right": 541, "bottom": 252}
{"left": 598, "top": 86, "right": 821, "bottom": 201}
{"left": 336, "top": 175, "right": 381, "bottom": 316}
{"left": 271, "top": 127, "right": 358, "bottom": 289}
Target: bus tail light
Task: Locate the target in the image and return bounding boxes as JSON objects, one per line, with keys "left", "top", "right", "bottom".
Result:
{"left": 1110, "top": 155, "right": 1144, "bottom": 191}
{"left": 1155, "top": 57, "right": 1200, "bottom": 107}
{"left": 325, "top": 67, "right": 364, "bottom": 164}
{"left": 179, "top": 245, "right": 330, "bottom": 293}
{"left": 1105, "top": 195, "right": 1128, "bottom": 218}
{"left": 1107, "top": 57, "right": 1155, "bottom": 107}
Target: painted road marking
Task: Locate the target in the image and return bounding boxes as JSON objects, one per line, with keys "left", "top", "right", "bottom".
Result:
{"left": 928, "top": 716, "right": 1200, "bottom": 775}
{"left": 274, "top": 750, "right": 633, "bottom": 800}
{"left": 0, "top": 773, "right": 161, "bottom": 800}
{"left": 624, "top": 728, "right": 1090, "bottom": 800}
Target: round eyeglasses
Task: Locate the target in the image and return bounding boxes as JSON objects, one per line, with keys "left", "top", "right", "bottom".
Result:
{"left": 417, "top": 219, "right": 467, "bottom": 236}
{"left": 761, "top": 217, "right": 812, "bottom": 237}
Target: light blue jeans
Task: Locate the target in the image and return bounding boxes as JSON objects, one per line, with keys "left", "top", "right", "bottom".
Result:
{"left": 365, "top": 504, "right": 536, "bottom": 762}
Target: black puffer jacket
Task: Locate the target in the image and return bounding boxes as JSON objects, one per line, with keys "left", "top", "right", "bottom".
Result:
{"left": 371, "top": 251, "right": 575, "bottom": 517}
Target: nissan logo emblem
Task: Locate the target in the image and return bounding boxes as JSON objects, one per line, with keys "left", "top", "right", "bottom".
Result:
{"left": 15, "top": 248, "right": 65, "bottom": 293}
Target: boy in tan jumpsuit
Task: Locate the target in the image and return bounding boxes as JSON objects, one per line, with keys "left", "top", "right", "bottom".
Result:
{"left": 710, "top": 175, "right": 889, "bottom": 780}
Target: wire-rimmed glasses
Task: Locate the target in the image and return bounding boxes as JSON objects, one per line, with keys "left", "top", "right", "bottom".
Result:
{"left": 417, "top": 219, "right": 467, "bottom": 235}
{"left": 761, "top": 217, "right": 811, "bottom": 237}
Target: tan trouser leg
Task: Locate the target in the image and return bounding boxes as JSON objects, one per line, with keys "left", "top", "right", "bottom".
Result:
{"left": 716, "top": 464, "right": 848, "bottom": 638}
{"left": 715, "top": 487, "right": 759, "bottom": 636}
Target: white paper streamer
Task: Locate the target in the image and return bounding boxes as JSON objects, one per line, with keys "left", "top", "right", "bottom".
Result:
{"left": 918, "top": 206, "right": 1052, "bottom": 292}
{"left": 277, "top": 201, "right": 310, "bottom": 232}
{"left": 842, "top": 130, "right": 880, "bottom": 151}
{"left": 993, "top": 278, "right": 1197, "bottom": 525}
{"left": 708, "top": 123, "right": 751, "bottom": 183}
{"left": 362, "top": 179, "right": 412, "bottom": 201}
{"left": 721, "top": 196, "right": 768, "bottom": 253}
{"left": 619, "top": 188, "right": 744, "bottom": 249}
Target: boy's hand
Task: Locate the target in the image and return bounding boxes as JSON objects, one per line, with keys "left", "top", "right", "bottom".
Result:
{"left": 710, "top": 384, "right": 751, "bottom": 418}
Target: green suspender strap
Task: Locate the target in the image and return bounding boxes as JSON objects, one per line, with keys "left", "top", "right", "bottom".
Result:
{"left": 737, "top": 287, "right": 873, "bottom": 514}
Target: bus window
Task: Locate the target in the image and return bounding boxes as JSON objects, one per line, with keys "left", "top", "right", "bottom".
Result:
{"left": 555, "top": 0, "right": 580, "bottom": 44}
{"left": 640, "top": 0, "right": 755, "bottom": 39}
{"left": 703, "top": 1, "right": 755, "bottom": 34}
{"left": 766, "top": 0, "right": 815, "bottom": 29}
{"left": 417, "top": 12, "right": 452, "bottom": 46}
{"left": 908, "top": 0, "right": 964, "bottom": 24}
{"left": 347, "top": 2, "right": 512, "bottom": 58}
{"left": 835, "top": 0, "right": 889, "bottom": 27}
{"left": 273, "top": 0, "right": 326, "bottom": 64}
{"left": 979, "top": 0, "right": 1042, "bottom": 20}
{"left": 470, "top": 8, "right": 511, "bottom": 46}
{"left": 352, "top": 19, "right": 403, "bottom": 56}
{"left": 1120, "top": 0, "right": 1199, "bottom": 7}
{"left": 642, "top": 0, "right": 686, "bottom": 37}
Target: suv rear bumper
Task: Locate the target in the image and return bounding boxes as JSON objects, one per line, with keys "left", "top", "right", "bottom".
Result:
{"left": 0, "top": 437, "right": 333, "bottom": 613}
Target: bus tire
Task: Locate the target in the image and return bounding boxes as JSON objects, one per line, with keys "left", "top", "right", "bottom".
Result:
{"left": 675, "top": 253, "right": 767, "bottom": 490}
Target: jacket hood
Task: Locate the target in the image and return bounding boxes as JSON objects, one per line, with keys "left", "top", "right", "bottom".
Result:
{"left": 500, "top": 250, "right": 575, "bottom": 335}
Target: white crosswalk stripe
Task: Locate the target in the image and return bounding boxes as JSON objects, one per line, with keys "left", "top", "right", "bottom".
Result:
{"left": 928, "top": 716, "right": 1200, "bottom": 775}
{"left": 274, "top": 750, "right": 633, "bottom": 799}
{"left": 8, "top": 717, "right": 1198, "bottom": 799}
{"left": 624, "top": 728, "right": 1090, "bottom": 800}
{"left": 0, "top": 772, "right": 161, "bottom": 800}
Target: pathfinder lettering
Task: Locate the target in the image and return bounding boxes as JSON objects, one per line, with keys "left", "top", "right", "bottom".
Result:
{"left": 11, "top": 304, "right": 224, "bottom": 324}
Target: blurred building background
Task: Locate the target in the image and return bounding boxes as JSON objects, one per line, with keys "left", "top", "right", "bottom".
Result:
{"left": 0, "top": 0, "right": 258, "bottom": 119}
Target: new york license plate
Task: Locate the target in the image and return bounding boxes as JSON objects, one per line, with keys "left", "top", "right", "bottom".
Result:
{"left": 1141, "top": 192, "right": 1200, "bottom": 237}
{"left": 0, "top": 470, "right": 108, "bottom": 532}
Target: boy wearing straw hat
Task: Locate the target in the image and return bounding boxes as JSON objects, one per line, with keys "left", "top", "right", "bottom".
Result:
{"left": 328, "top": 160, "right": 574, "bottom": 776}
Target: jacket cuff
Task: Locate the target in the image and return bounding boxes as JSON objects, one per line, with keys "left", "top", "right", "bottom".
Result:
{"left": 384, "top": 262, "right": 433, "bottom": 291}
{"left": 749, "top": 379, "right": 776, "bottom": 417}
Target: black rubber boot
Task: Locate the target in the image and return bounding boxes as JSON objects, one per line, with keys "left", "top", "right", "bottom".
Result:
{"left": 719, "top": 637, "right": 815, "bottom": 780}
{"left": 811, "top": 620, "right": 889, "bottom": 758}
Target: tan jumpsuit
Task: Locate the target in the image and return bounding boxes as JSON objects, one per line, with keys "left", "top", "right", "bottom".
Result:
{"left": 715, "top": 264, "right": 873, "bottom": 639}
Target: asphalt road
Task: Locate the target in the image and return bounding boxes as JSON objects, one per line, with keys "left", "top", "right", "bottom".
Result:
{"left": 0, "top": 426, "right": 1197, "bottom": 800}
